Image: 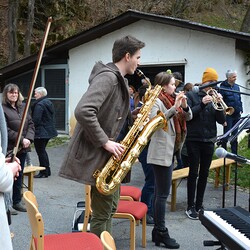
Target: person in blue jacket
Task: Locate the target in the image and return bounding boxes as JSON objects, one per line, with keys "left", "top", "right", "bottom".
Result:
{"left": 219, "top": 70, "right": 243, "bottom": 154}
{"left": 32, "top": 87, "right": 58, "bottom": 178}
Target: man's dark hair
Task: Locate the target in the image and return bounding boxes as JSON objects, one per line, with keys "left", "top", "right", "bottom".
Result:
{"left": 138, "top": 84, "right": 149, "bottom": 100}
{"left": 112, "top": 35, "right": 145, "bottom": 63}
{"left": 172, "top": 72, "right": 183, "bottom": 81}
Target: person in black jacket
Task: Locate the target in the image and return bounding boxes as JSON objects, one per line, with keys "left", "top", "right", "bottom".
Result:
{"left": 2, "top": 83, "right": 35, "bottom": 212}
{"left": 185, "top": 68, "right": 226, "bottom": 219}
{"left": 32, "top": 87, "right": 58, "bottom": 178}
{"left": 173, "top": 72, "right": 184, "bottom": 93}
{"left": 219, "top": 70, "right": 243, "bottom": 154}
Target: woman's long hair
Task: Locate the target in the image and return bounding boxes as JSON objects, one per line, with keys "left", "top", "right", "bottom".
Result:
{"left": 2, "top": 83, "right": 23, "bottom": 107}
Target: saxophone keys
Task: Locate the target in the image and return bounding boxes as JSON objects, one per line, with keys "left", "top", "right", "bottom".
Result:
{"left": 121, "top": 161, "right": 131, "bottom": 170}
{"left": 138, "top": 137, "right": 148, "bottom": 146}
{"left": 139, "top": 125, "right": 144, "bottom": 131}
{"left": 131, "top": 148, "right": 140, "bottom": 158}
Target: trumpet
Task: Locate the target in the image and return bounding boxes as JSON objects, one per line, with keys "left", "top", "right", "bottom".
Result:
{"left": 206, "top": 88, "right": 234, "bottom": 115}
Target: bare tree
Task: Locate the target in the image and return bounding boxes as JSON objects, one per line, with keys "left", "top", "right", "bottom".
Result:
{"left": 8, "top": 0, "right": 19, "bottom": 63}
{"left": 0, "top": 0, "right": 9, "bottom": 66}
{"left": 241, "top": 4, "right": 250, "bottom": 33}
{"left": 24, "top": 0, "right": 35, "bottom": 57}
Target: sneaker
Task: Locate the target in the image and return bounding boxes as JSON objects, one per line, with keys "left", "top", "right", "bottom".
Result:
{"left": 146, "top": 214, "right": 154, "bottom": 226}
{"left": 13, "top": 203, "right": 27, "bottom": 212}
{"left": 185, "top": 207, "right": 198, "bottom": 220}
{"left": 196, "top": 205, "right": 204, "bottom": 213}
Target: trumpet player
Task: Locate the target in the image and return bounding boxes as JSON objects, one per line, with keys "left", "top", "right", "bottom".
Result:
{"left": 185, "top": 68, "right": 226, "bottom": 220}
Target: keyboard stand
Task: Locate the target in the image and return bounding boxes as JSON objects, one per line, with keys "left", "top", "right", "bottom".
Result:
{"left": 203, "top": 240, "right": 226, "bottom": 249}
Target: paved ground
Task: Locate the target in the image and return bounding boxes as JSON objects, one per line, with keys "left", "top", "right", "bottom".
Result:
{"left": 10, "top": 142, "right": 249, "bottom": 250}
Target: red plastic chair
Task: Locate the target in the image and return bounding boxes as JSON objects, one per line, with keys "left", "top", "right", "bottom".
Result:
{"left": 23, "top": 191, "right": 103, "bottom": 250}
{"left": 120, "top": 185, "right": 142, "bottom": 201}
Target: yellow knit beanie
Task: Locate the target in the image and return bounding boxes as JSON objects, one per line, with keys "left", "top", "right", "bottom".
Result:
{"left": 202, "top": 68, "right": 218, "bottom": 83}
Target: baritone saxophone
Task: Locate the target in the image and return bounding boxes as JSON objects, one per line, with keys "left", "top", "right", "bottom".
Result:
{"left": 94, "top": 69, "right": 167, "bottom": 195}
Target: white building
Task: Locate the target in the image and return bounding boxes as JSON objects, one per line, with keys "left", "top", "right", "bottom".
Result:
{"left": 1, "top": 10, "right": 249, "bottom": 136}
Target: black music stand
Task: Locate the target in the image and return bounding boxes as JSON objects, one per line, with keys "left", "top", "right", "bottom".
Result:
{"left": 216, "top": 114, "right": 250, "bottom": 210}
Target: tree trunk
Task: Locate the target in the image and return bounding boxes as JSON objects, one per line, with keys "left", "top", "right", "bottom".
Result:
{"left": 0, "top": 0, "right": 9, "bottom": 67}
{"left": 240, "top": 5, "right": 250, "bottom": 33}
{"left": 8, "top": 0, "right": 19, "bottom": 63}
{"left": 24, "top": 0, "right": 35, "bottom": 57}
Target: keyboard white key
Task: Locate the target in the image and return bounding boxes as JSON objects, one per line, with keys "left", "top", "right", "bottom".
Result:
{"left": 204, "top": 211, "right": 250, "bottom": 250}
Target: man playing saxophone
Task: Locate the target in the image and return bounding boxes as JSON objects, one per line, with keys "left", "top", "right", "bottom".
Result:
{"left": 59, "top": 35, "right": 145, "bottom": 237}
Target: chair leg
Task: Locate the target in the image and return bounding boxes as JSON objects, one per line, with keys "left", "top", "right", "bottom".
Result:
{"left": 30, "top": 238, "right": 35, "bottom": 250}
{"left": 214, "top": 168, "right": 220, "bottom": 187}
{"left": 129, "top": 217, "right": 136, "bottom": 250}
{"left": 141, "top": 214, "right": 147, "bottom": 248}
{"left": 171, "top": 180, "right": 177, "bottom": 212}
{"left": 83, "top": 185, "right": 91, "bottom": 232}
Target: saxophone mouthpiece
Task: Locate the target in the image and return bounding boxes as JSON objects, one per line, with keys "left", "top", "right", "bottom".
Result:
{"left": 136, "top": 68, "right": 152, "bottom": 88}
{"left": 135, "top": 69, "right": 145, "bottom": 79}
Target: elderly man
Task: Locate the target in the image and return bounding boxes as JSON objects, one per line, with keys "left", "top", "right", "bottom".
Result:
{"left": 219, "top": 70, "right": 243, "bottom": 154}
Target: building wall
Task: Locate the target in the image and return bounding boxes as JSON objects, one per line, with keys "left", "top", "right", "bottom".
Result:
{"left": 68, "top": 20, "right": 249, "bottom": 135}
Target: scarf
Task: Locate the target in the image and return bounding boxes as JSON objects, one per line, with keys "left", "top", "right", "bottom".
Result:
{"left": 158, "top": 91, "right": 187, "bottom": 152}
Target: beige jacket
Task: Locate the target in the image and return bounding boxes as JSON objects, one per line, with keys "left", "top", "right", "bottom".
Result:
{"left": 147, "top": 98, "right": 192, "bottom": 167}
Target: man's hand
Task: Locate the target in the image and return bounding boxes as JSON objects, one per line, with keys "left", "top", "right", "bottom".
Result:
{"left": 6, "top": 158, "right": 21, "bottom": 180}
{"left": 103, "top": 140, "right": 125, "bottom": 160}
{"left": 131, "top": 107, "right": 141, "bottom": 120}
{"left": 202, "top": 95, "right": 213, "bottom": 105}
{"left": 22, "top": 138, "right": 31, "bottom": 148}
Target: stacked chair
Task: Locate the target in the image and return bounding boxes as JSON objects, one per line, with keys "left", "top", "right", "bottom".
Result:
{"left": 83, "top": 185, "right": 148, "bottom": 250}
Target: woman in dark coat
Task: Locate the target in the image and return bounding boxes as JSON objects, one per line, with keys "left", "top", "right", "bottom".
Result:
{"left": 2, "top": 83, "right": 35, "bottom": 212}
{"left": 31, "top": 87, "right": 58, "bottom": 178}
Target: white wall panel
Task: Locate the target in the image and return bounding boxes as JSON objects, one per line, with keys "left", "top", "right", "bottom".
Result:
{"left": 68, "top": 20, "right": 249, "bottom": 137}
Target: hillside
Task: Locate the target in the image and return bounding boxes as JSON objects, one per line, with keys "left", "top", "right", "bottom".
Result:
{"left": 0, "top": 0, "right": 249, "bottom": 67}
